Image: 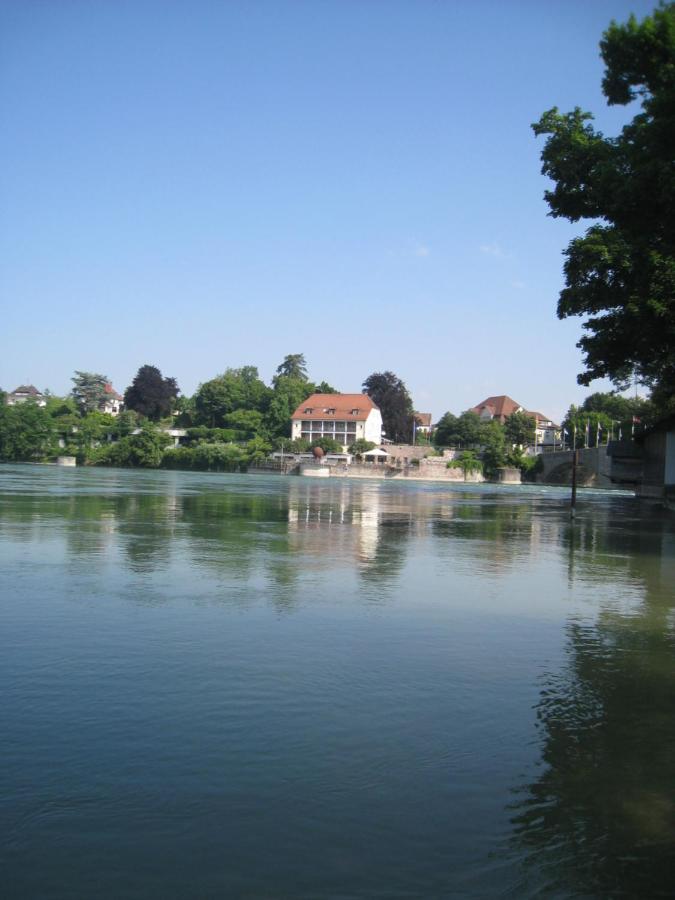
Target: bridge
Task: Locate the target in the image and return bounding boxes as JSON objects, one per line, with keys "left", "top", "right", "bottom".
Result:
{"left": 536, "top": 441, "right": 643, "bottom": 489}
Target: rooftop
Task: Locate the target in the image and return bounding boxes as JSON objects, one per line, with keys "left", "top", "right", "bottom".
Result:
{"left": 292, "top": 393, "right": 379, "bottom": 421}
{"left": 11, "top": 384, "right": 42, "bottom": 396}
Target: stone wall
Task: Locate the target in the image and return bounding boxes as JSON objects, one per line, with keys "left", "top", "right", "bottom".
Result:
{"left": 383, "top": 445, "right": 457, "bottom": 463}
{"left": 330, "top": 459, "right": 483, "bottom": 482}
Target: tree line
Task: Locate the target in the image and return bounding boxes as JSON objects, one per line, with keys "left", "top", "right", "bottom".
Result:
{"left": 0, "top": 356, "right": 419, "bottom": 468}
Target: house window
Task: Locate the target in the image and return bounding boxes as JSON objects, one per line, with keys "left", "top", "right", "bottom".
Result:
{"left": 351, "top": 408, "right": 360, "bottom": 415}
{"left": 304, "top": 408, "right": 313, "bottom": 414}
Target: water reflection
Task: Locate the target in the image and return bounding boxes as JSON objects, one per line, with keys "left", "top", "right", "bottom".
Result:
{"left": 285, "top": 481, "right": 411, "bottom": 586}
{"left": 510, "top": 521, "right": 675, "bottom": 898}
{"left": 2, "top": 466, "right": 675, "bottom": 896}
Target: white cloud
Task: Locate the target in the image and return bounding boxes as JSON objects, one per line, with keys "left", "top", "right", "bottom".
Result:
{"left": 414, "top": 244, "right": 431, "bottom": 258}
{"left": 479, "top": 241, "right": 511, "bottom": 260}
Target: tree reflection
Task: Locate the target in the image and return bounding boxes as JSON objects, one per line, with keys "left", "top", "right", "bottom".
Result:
{"left": 510, "top": 523, "right": 675, "bottom": 897}
{"left": 431, "top": 497, "right": 557, "bottom": 571}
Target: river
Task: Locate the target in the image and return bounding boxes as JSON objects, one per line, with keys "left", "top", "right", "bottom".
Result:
{"left": 1, "top": 464, "right": 674, "bottom": 898}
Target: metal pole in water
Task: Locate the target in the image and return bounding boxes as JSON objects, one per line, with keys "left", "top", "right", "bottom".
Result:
{"left": 570, "top": 449, "right": 579, "bottom": 519}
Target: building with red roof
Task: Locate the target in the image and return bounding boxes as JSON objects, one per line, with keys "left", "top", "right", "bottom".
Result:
{"left": 291, "top": 393, "right": 383, "bottom": 450}
{"left": 470, "top": 395, "right": 560, "bottom": 447}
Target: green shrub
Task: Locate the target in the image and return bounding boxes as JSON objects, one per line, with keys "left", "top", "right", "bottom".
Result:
{"left": 162, "top": 443, "right": 247, "bottom": 472}
{"left": 448, "top": 451, "right": 483, "bottom": 476}
{"left": 95, "top": 426, "right": 171, "bottom": 468}
{"left": 311, "top": 437, "right": 343, "bottom": 454}
{"left": 348, "top": 439, "right": 376, "bottom": 457}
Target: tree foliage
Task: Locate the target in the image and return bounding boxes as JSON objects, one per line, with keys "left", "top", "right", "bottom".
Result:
{"left": 124, "top": 365, "right": 179, "bottom": 421}
{"left": 315, "top": 380, "right": 338, "bottom": 394}
{"left": 349, "top": 438, "right": 376, "bottom": 457}
{"left": 71, "top": 371, "right": 109, "bottom": 414}
{"left": 448, "top": 451, "right": 483, "bottom": 477}
{"left": 504, "top": 411, "right": 536, "bottom": 447}
{"left": 97, "top": 425, "right": 171, "bottom": 467}
{"left": 311, "top": 436, "right": 343, "bottom": 454}
{"left": 480, "top": 421, "right": 506, "bottom": 477}
{"left": 194, "top": 367, "right": 271, "bottom": 428}
{"left": 276, "top": 353, "right": 308, "bottom": 381}
{"left": 264, "top": 375, "right": 312, "bottom": 437}
{"left": 532, "top": 4, "right": 675, "bottom": 398}
{"left": 563, "top": 406, "right": 615, "bottom": 448}
{"left": 434, "top": 411, "right": 482, "bottom": 447}
{"left": 580, "top": 391, "right": 646, "bottom": 421}
{"left": 0, "top": 402, "right": 56, "bottom": 461}
{"left": 362, "top": 371, "right": 414, "bottom": 443}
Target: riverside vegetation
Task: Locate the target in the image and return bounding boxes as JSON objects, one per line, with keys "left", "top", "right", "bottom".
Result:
{"left": 0, "top": 363, "right": 657, "bottom": 479}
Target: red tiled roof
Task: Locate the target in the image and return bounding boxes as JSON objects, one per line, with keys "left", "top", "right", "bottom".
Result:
{"left": 414, "top": 412, "right": 432, "bottom": 427}
{"left": 291, "top": 393, "right": 378, "bottom": 421}
{"left": 528, "top": 411, "right": 558, "bottom": 426}
{"left": 470, "top": 395, "right": 523, "bottom": 421}
{"left": 104, "top": 383, "right": 123, "bottom": 400}
{"left": 12, "top": 384, "right": 42, "bottom": 395}
{"left": 470, "top": 395, "right": 556, "bottom": 426}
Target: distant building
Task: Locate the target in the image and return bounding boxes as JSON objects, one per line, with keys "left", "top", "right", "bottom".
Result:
{"left": 291, "top": 393, "right": 383, "bottom": 451}
{"left": 101, "top": 383, "right": 124, "bottom": 416}
{"left": 470, "top": 394, "right": 560, "bottom": 448}
{"left": 470, "top": 394, "right": 524, "bottom": 424}
{"left": 6, "top": 385, "right": 47, "bottom": 407}
{"left": 414, "top": 412, "right": 433, "bottom": 435}
{"left": 529, "top": 411, "right": 561, "bottom": 448}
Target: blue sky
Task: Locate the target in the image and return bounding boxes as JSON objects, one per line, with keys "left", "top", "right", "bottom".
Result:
{"left": 0, "top": 0, "right": 656, "bottom": 423}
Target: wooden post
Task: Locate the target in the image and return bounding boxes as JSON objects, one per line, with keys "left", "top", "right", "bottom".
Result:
{"left": 570, "top": 449, "right": 579, "bottom": 519}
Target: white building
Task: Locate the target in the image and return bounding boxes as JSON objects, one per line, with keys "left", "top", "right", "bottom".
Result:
{"left": 101, "top": 383, "right": 124, "bottom": 416}
{"left": 530, "top": 412, "right": 561, "bottom": 448}
{"left": 291, "top": 393, "right": 383, "bottom": 451}
{"left": 6, "top": 385, "right": 47, "bottom": 407}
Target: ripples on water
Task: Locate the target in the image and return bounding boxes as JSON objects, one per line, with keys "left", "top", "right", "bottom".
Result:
{"left": 1, "top": 464, "right": 674, "bottom": 899}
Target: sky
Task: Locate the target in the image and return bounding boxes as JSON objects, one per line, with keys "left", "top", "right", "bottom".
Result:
{"left": 0, "top": 0, "right": 657, "bottom": 423}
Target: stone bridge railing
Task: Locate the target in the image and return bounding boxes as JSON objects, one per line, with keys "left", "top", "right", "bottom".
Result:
{"left": 536, "top": 442, "right": 642, "bottom": 488}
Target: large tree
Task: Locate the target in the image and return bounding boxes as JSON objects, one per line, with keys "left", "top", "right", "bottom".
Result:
{"left": 194, "top": 367, "right": 271, "bottom": 428}
{"left": 362, "top": 371, "right": 414, "bottom": 443}
{"left": 0, "top": 402, "right": 57, "bottom": 461}
{"left": 532, "top": 4, "right": 675, "bottom": 400}
{"left": 434, "top": 411, "right": 483, "bottom": 448}
{"left": 71, "top": 371, "right": 109, "bottom": 414}
{"left": 264, "top": 375, "right": 313, "bottom": 437}
{"left": 276, "top": 353, "right": 308, "bottom": 381}
{"left": 124, "top": 365, "right": 179, "bottom": 421}
{"left": 504, "top": 411, "right": 536, "bottom": 447}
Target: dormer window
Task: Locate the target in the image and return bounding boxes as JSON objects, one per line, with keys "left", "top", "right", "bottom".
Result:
{"left": 351, "top": 408, "right": 360, "bottom": 415}
{"left": 304, "top": 408, "right": 313, "bottom": 414}
{"left": 324, "top": 407, "right": 336, "bottom": 415}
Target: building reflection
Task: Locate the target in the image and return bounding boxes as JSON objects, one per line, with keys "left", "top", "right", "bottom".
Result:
{"left": 285, "top": 481, "right": 418, "bottom": 590}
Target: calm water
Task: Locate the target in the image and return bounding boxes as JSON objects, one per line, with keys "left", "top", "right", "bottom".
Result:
{"left": 1, "top": 465, "right": 674, "bottom": 899}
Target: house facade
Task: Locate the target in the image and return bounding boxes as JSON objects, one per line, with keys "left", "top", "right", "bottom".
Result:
{"left": 470, "top": 394, "right": 560, "bottom": 448}
{"left": 6, "top": 385, "right": 47, "bottom": 407}
{"left": 529, "top": 412, "right": 561, "bottom": 448}
{"left": 414, "top": 412, "right": 433, "bottom": 435}
{"left": 102, "top": 383, "right": 124, "bottom": 416}
{"left": 291, "top": 393, "right": 383, "bottom": 451}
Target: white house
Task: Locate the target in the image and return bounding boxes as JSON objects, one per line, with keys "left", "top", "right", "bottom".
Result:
{"left": 530, "top": 412, "right": 561, "bottom": 448}
{"left": 291, "top": 393, "right": 383, "bottom": 451}
{"left": 6, "top": 385, "right": 47, "bottom": 407}
{"left": 101, "top": 383, "right": 124, "bottom": 416}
